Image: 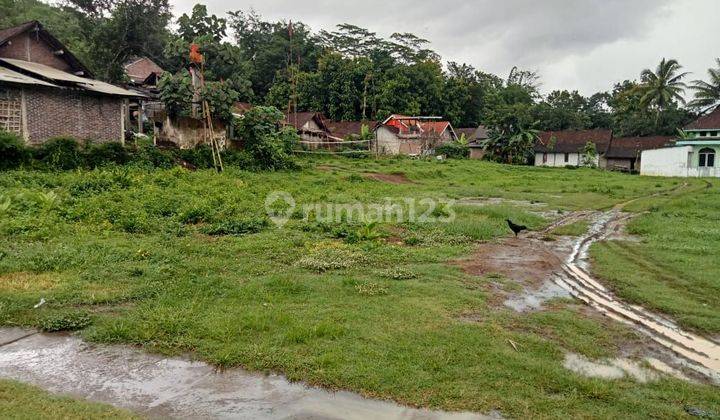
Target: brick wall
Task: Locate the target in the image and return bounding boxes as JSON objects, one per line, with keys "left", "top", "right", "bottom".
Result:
{"left": 2, "top": 85, "right": 123, "bottom": 145}
{"left": 0, "top": 32, "right": 73, "bottom": 72}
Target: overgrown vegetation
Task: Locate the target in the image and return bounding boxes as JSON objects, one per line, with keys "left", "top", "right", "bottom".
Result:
{"left": 0, "top": 159, "right": 717, "bottom": 417}
{"left": 234, "top": 106, "right": 299, "bottom": 169}
{"left": 0, "top": 131, "right": 31, "bottom": 170}
{"left": 0, "top": 130, "right": 273, "bottom": 171}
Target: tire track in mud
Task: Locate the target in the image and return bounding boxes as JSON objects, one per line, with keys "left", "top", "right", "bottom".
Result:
{"left": 554, "top": 207, "right": 720, "bottom": 383}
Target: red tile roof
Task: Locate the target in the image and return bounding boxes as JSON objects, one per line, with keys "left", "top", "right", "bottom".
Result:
{"left": 685, "top": 107, "right": 720, "bottom": 130}
{"left": 381, "top": 115, "right": 455, "bottom": 138}
{"left": 326, "top": 120, "right": 377, "bottom": 139}
{"left": 535, "top": 129, "right": 613, "bottom": 153}
{"left": 605, "top": 136, "right": 675, "bottom": 159}
{"left": 233, "top": 102, "right": 253, "bottom": 113}
{"left": 124, "top": 57, "right": 164, "bottom": 84}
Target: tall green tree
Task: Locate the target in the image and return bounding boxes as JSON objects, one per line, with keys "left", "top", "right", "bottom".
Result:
{"left": 228, "top": 10, "right": 322, "bottom": 98}
{"left": 533, "top": 90, "right": 591, "bottom": 131}
{"left": 62, "top": 0, "right": 172, "bottom": 82}
{"left": 638, "top": 58, "right": 688, "bottom": 116}
{"left": 177, "top": 4, "right": 226, "bottom": 42}
{"left": 690, "top": 58, "right": 720, "bottom": 111}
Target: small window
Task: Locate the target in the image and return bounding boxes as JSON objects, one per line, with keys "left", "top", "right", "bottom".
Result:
{"left": 699, "top": 148, "right": 715, "bottom": 167}
{"left": 564, "top": 153, "right": 569, "bottom": 163}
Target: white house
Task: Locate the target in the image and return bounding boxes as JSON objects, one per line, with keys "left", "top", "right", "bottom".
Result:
{"left": 534, "top": 129, "right": 612, "bottom": 167}
{"left": 641, "top": 107, "right": 720, "bottom": 178}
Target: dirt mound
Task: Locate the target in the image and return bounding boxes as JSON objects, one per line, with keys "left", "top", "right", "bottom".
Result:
{"left": 363, "top": 172, "right": 414, "bottom": 184}
{"left": 459, "top": 238, "right": 564, "bottom": 286}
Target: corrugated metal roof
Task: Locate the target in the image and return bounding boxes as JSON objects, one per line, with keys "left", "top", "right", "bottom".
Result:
{"left": 0, "top": 58, "right": 143, "bottom": 97}
{"left": 0, "top": 66, "right": 58, "bottom": 87}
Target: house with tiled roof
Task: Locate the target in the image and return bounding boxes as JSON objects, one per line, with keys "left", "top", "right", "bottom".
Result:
{"left": 326, "top": 120, "right": 377, "bottom": 140}
{"left": 534, "top": 129, "right": 612, "bottom": 167}
{"left": 604, "top": 135, "right": 674, "bottom": 172}
{"left": 455, "top": 126, "right": 489, "bottom": 159}
{"left": 374, "top": 115, "right": 457, "bottom": 155}
{"left": 282, "top": 111, "right": 344, "bottom": 149}
{"left": 641, "top": 107, "right": 720, "bottom": 177}
{"left": 124, "top": 57, "right": 164, "bottom": 87}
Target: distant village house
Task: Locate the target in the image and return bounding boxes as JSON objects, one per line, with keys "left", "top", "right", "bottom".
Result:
{"left": 374, "top": 115, "right": 457, "bottom": 155}
{"left": 123, "top": 56, "right": 165, "bottom": 136}
{"left": 534, "top": 129, "right": 612, "bottom": 168}
{"left": 456, "top": 126, "right": 489, "bottom": 159}
{"left": 282, "top": 111, "right": 345, "bottom": 150}
{"left": 0, "top": 21, "right": 141, "bottom": 145}
{"left": 604, "top": 135, "right": 674, "bottom": 172}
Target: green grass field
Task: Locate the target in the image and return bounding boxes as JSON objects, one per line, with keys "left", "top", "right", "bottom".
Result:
{"left": 0, "top": 157, "right": 718, "bottom": 418}
{"left": 0, "top": 379, "right": 135, "bottom": 419}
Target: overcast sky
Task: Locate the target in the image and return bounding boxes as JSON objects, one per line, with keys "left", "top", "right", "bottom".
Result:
{"left": 170, "top": 0, "right": 720, "bottom": 96}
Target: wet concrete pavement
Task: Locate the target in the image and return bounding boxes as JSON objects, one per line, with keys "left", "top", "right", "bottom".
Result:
{"left": 0, "top": 328, "right": 491, "bottom": 419}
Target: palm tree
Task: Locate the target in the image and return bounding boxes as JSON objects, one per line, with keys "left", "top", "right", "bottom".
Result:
{"left": 689, "top": 58, "right": 720, "bottom": 112}
{"left": 638, "top": 58, "right": 688, "bottom": 116}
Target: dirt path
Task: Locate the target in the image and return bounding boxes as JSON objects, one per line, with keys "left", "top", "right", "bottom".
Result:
{"left": 0, "top": 329, "right": 490, "bottom": 419}
{"left": 461, "top": 184, "right": 720, "bottom": 382}
{"left": 555, "top": 209, "right": 720, "bottom": 382}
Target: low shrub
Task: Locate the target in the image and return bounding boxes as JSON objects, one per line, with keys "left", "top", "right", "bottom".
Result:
{"left": 178, "top": 145, "right": 215, "bottom": 169}
{"left": 379, "top": 267, "right": 418, "bottom": 280}
{"left": 435, "top": 142, "right": 470, "bottom": 159}
{"left": 221, "top": 149, "right": 255, "bottom": 168}
{"left": 201, "top": 217, "right": 269, "bottom": 236}
{"left": 39, "top": 311, "right": 92, "bottom": 332}
{"left": 0, "top": 130, "right": 31, "bottom": 170}
{"left": 355, "top": 282, "right": 389, "bottom": 296}
{"left": 84, "top": 141, "right": 131, "bottom": 167}
{"left": 234, "top": 106, "right": 298, "bottom": 170}
{"left": 129, "top": 140, "right": 175, "bottom": 168}
{"left": 35, "top": 137, "right": 83, "bottom": 170}
{"left": 297, "top": 242, "right": 366, "bottom": 272}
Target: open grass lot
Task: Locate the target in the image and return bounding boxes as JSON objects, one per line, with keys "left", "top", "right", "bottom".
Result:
{"left": 591, "top": 180, "right": 720, "bottom": 334}
{"left": 0, "top": 158, "right": 718, "bottom": 418}
{"left": 0, "top": 379, "right": 135, "bottom": 419}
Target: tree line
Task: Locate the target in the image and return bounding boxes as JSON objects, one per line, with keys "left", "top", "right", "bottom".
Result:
{"left": 2, "top": 0, "right": 720, "bottom": 138}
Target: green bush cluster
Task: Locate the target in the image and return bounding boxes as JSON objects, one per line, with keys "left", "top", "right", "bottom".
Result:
{"left": 435, "top": 142, "right": 470, "bottom": 159}
{"left": 201, "top": 217, "right": 269, "bottom": 236}
{"left": 0, "top": 131, "right": 259, "bottom": 171}
{"left": 39, "top": 311, "right": 92, "bottom": 332}
{"left": 0, "top": 131, "right": 32, "bottom": 170}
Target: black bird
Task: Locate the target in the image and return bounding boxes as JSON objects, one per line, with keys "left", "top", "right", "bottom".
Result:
{"left": 506, "top": 219, "right": 527, "bottom": 237}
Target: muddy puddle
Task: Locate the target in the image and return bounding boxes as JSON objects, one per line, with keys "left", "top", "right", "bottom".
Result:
{"left": 0, "top": 328, "right": 491, "bottom": 419}
{"left": 503, "top": 278, "right": 570, "bottom": 312}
